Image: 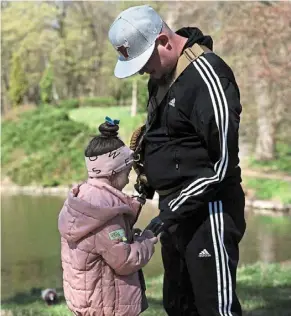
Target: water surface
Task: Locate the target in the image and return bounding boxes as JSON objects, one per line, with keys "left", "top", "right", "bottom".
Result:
{"left": 2, "top": 194, "right": 291, "bottom": 301}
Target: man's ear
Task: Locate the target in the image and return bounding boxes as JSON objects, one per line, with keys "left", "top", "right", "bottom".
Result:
{"left": 157, "top": 33, "right": 170, "bottom": 48}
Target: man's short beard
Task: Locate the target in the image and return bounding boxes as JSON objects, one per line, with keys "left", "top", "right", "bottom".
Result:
{"left": 152, "top": 65, "right": 175, "bottom": 85}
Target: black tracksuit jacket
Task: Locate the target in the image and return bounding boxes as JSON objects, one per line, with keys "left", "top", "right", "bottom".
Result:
{"left": 143, "top": 27, "right": 245, "bottom": 230}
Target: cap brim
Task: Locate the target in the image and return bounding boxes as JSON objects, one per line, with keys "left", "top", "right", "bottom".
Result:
{"left": 114, "top": 42, "right": 155, "bottom": 79}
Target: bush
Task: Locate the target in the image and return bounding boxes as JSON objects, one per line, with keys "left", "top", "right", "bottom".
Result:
{"left": 80, "top": 96, "right": 116, "bottom": 107}
{"left": 57, "top": 98, "right": 79, "bottom": 109}
{"left": 1, "top": 106, "right": 92, "bottom": 186}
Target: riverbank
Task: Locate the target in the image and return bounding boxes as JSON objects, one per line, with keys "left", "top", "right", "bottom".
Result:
{"left": 1, "top": 179, "right": 291, "bottom": 216}
{"left": 2, "top": 104, "right": 290, "bottom": 215}
{"left": 1, "top": 263, "right": 291, "bottom": 316}
{"left": 2, "top": 104, "right": 290, "bottom": 212}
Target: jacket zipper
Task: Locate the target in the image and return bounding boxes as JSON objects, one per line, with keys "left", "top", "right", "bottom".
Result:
{"left": 174, "top": 151, "right": 180, "bottom": 170}
{"left": 165, "top": 93, "right": 171, "bottom": 138}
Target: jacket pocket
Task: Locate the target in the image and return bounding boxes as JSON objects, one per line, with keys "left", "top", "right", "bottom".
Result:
{"left": 174, "top": 150, "right": 180, "bottom": 171}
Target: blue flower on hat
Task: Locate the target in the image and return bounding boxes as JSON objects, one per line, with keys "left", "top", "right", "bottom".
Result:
{"left": 105, "top": 116, "right": 120, "bottom": 126}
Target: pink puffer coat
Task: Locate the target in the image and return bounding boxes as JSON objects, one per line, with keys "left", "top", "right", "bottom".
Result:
{"left": 58, "top": 178, "right": 157, "bottom": 316}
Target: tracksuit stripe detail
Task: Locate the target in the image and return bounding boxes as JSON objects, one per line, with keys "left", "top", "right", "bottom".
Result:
{"left": 219, "top": 201, "right": 233, "bottom": 315}
{"left": 215, "top": 201, "right": 230, "bottom": 316}
{"left": 210, "top": 201, "right": 233, "bottom": 315}
{"left": 168, "top": 61, "right": 222, "bottom": 210}
{"left": 209, "top": 202, "right": 223, "bottom": 315}
{"left": 169, "top": 57, "right": 229, "bottom": 212}
{"left": 201, "top": 56, "right": 230, "bottom": 180}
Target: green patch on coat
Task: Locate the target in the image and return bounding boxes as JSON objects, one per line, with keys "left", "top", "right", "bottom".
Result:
{"left": 109, "top": 229, "right": 127, "bottom": 241}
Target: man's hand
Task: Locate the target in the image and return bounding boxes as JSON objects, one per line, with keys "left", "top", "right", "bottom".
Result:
{"left": 133, "top": 228, "right": 142, "bottom": 237}
{"left": 134, "top": 174, "right": 155, "bottom": 200}
{"left": 143, "top": 216, "right": 164, "bottom": 236}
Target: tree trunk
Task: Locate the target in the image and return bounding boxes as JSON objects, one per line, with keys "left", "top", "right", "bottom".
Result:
{"left": 255, "top": 79, "right": 276, "bottom": 160}
{"left": 131, "top": 79, "right": 137, "bottom": 117}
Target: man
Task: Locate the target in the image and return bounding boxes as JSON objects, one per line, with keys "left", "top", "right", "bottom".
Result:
{"left": 108, "top": 5, "right": 246, "bottom": 316}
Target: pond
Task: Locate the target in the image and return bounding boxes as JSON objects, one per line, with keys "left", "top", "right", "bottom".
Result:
{"left": 2, "top": 193, "right": 291, "bottom": 301}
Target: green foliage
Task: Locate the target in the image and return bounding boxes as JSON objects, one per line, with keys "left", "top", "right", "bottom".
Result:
{"left": 244, "top": 177, "right": 291, "bottom": 204}
{"left": 39, "top": 64, "right": 54, "bottom": 104}
{"left": 1, "top": 106, "right": 92, "bottom": 186}
{"left": 249, "top": 143, "right": 291, "bottom": 173}
{"left": 57, "top": 98, "right": 79, "bottom": 109}
{"left": 80, "top": 96, "right": 116, "bottom": 107}
{"left": 1, "top": 105, "right": 145, "bottom": 186}
{"left": 109, "top": 77, "right": 132, "bottom": 104}
{"left": 8, "top": 53, "right": 29, "bottom": 106}
{"left": 69, "top": 106, "right": 146, "bottom": 144}
{"left": 137, "top": 75, "right": 149, "bottom": 113}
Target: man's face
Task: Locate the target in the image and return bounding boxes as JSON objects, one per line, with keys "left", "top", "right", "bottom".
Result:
{"left": 139, "top": 36, "right": 174, "bottom": 81}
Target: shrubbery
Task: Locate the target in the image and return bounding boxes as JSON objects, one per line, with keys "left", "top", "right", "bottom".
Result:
{"left": 55, "top": 96, "right": 117, "bottom": 109}
{"left": 1, "top": 106, "right": 92, "bottom": 186}
{"left": 1, "top": 104, "right": 146, "bottom": 187}
{"left": 80, "top": 96, "right": 116, "bottom": 107}
{"left": 57, "top": 98, "right": 80, "bottom": 109}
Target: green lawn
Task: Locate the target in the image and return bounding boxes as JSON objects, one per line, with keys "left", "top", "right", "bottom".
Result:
{"left": 2, "top": 263, "right": 291, "bottom": 316}
{"left": 244, "top": 177, "right": 291, "bottom": 204}
{"left": 69, "top": 106, "right": 146, "bottom": 145}
{"left": 249, "top": 143, "right": 291, "bottom": 174}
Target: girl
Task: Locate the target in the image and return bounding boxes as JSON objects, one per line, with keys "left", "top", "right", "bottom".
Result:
{"left": 58, "top": 117, "right": 157, "bottom": 316}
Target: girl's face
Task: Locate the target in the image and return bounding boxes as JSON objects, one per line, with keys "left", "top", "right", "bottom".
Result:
{"left": 111, "top": 167, "right": 131, "bottom": 191}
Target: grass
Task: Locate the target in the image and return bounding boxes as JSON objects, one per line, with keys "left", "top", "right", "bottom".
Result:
{"left": 2, "top": 263, "right": 291, "bottom": 316}
{"left": 243, "top": 142, "right": 291, "bottom": 204}
{"left": 249, "top": 143, "right": 291, "bottom": 174}
{"left": 244, "top": 177, "right": 291, "bottom": 204}
{"left": 69, "top": 106, "right": 146, "bottom": 145}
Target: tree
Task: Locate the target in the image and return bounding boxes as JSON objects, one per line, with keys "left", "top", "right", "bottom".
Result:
{"left": 219, "top": 2, "right": 291, "bottom": 160}
{"left": 8, "top": 53, "right": 28, "bottom": 106}
{"left": 172, "top": 1, "right": 291, "bottom": 160}
{"left": 40, "top": 64, "right": 54, "bottom": 104}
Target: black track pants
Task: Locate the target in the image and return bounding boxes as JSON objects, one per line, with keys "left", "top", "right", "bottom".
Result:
{"left": 160, "top": 200, "right": 246, "bottom": 316}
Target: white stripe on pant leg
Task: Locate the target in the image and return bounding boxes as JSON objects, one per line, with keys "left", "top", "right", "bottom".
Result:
{"left": 209, "top": 202, "right": 223, "bottom": 316}
{"left": 219, "top": 201, "right": 234, "bottom": 315}
{"left": 214, "top": 201, "right": 230, "bottom": 316}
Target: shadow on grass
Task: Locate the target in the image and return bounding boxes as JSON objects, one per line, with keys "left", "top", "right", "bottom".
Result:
{"left": 2, "top": 284, "right": 291, "bottom": 316}
{"left": 147, "top": 297, "right": 164, "bottom": 309}
{"left": 238, "top": 283, "right": 291, "bottom": 316}
{"left": 1, "top": 287, "right": 65, "bottom": 306}
{"left": 146, "top": 285, "right": 291, "bottom": 316}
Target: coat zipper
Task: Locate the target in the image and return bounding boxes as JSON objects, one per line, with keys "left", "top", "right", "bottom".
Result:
{"left": 174, "top": 151, "right": 180, "bottom": 170}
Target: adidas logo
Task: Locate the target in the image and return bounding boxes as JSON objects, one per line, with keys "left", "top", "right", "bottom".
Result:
{"left": 198, "top": 249, "right": 211, "bottom": 258}
{"left": 168, "top": 98, "right": 175, "bottom": 107}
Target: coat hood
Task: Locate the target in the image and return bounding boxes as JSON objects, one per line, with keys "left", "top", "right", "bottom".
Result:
{"left": 176, "top": 27, "right": 213, "bottom": 51}
{"left": 58, "top": 179, "right": 141, "bottom": 242}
